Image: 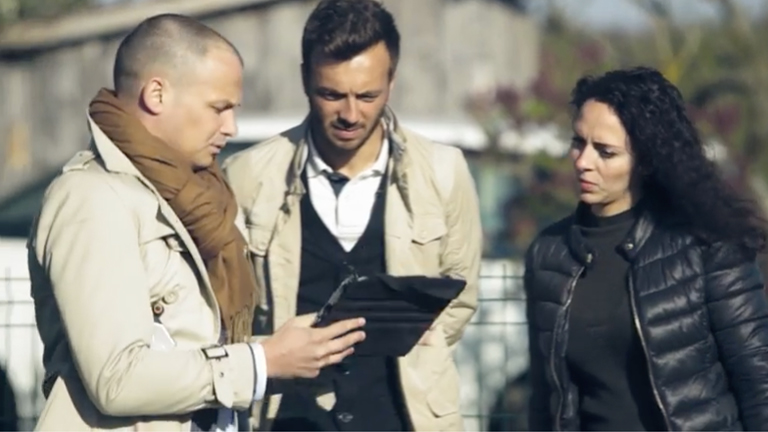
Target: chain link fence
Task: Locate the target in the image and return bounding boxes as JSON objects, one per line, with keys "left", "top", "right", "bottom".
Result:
{"left": 0, "top": 258, "right": 529, "bottom": 431}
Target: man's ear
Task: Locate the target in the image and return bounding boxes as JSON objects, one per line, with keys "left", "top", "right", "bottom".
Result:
{"left": 140, "top": 77, "right": 166, "bottom": 115}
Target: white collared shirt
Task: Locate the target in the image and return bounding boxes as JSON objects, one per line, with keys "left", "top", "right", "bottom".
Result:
{"left": 304, "top": 134, "right": 389, "bottom": 251}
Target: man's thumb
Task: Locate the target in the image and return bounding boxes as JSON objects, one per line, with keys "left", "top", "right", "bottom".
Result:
{"left": 290, "top": 313, "right": 318, "bottom": 328}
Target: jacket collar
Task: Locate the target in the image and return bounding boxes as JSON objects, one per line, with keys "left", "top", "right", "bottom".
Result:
{"left": 85, "top": 112, "right": 145, "bottom": 177}
{"left": 305, "top": 126, "right": 390, "bottom": 179}
{"left": 566, "top": 201, "right": 656, "bottom": 266}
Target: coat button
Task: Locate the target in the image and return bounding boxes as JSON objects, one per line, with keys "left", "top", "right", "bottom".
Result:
{"left": 337, "top": 412, "right": 353, "bottom": 423}
{"left": 243, "top": 245, "right": 249, "bottom": 258}
{"left": 152, "top": 302, "right": 164, "bottom": 316}
{"left": 163, "top": 290, "right": 179, "bottom": 304}
{"left": 625, "top": 242, "right": 635, "bottom": 250}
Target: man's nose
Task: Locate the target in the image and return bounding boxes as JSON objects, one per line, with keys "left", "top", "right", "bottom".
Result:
{"left": 338, "top": 98, "right": 361, "bottom": 126}
{"left": 221, "top": 110, "right": 238, "bottom": 137}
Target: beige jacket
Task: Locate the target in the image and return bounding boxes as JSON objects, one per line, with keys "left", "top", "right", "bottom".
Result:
{"left": 28, "top": 117, "right": 259, "bottom": 431}
{"left": 222, "top": 111, "right": 482, "bottom": 431}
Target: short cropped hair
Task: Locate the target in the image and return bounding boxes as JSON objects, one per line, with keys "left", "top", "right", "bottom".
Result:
{"left": 301, "top": 0, "right": 400, "bottom": 79}
{"left": 113, "top": 13, "right": 242, "bottom": 95}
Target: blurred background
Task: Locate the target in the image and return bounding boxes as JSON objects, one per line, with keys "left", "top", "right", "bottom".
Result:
{"left": 2, "top": 0, "right": 768, "bottom": 430}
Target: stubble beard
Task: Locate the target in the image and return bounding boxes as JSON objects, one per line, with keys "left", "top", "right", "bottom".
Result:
{"left": 309, "top": 106, "right": 387, "bottom": 159}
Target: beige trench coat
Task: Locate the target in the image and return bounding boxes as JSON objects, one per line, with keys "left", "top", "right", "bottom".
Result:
{"left": 29, "top": 116, "right": 259, "bottom": 431}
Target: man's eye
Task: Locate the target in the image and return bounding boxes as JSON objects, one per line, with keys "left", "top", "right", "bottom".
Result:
{"left": 320, "top": 92, "right": 343, "bottom": 101}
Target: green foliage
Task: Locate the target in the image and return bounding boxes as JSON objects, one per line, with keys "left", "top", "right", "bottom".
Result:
{"left": 608, "top": 0, "right": 768, "bottom": 187}
{"left": 471, "top": 0, "right": 768, "bottom": 258}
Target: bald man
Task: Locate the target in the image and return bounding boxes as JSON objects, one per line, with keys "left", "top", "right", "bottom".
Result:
{"left": 28, "top": 13, "right": 365, "bottom": 431}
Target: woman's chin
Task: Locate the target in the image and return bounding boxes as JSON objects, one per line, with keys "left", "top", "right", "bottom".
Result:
{"left": 579, "top": 192, "right": 601, "bottom": 203}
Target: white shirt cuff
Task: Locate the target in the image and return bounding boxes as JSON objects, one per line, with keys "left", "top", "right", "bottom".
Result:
{"left": 248, "top": 342, "right": 268, "bottom": 401}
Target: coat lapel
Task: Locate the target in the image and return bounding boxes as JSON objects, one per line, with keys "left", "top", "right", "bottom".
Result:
{"left": 384, "top": 119, "right": 443, "bottom": 276}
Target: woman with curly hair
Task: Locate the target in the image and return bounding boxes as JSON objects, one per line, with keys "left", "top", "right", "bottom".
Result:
{"left": 524, "top": 66, "right": 768, "bottom": 431}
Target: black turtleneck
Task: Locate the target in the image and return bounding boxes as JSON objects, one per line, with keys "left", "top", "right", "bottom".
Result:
{"left": 566, "top": 206, "right": 666, "bottom": 431}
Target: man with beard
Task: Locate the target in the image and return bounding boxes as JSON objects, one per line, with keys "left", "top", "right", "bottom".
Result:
{"left": 28, "top": 13, "right": 365, "bottom": 431}
{"left": 223, "top": 1, "right": 482, "bottom": 430}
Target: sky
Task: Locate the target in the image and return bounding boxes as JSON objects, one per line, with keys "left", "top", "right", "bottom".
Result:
{"left": 529, "top": 0, "right": 768, "bottom": 32}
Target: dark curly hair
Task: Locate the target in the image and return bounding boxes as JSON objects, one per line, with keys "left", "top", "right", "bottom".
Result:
{"left": 570, "top": 66, "right": 767, "bottom": 253}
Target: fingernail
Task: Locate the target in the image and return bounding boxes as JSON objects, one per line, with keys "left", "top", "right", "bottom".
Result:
{"left": 359, "top": 318, "right": 366, "bottom": 325}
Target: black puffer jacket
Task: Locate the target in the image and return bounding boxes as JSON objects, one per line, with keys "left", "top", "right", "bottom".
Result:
{"left": 525, "top": 208, "right": 768, "bottom": 431}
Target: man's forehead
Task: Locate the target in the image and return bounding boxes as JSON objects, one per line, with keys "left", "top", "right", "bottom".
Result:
{"left": 197, "top": 46, "right": 242, "bottom": 74}
{"left": 202, "top": 84, "right": 242, "bottom": 105}
{"left": 311, "top": 60, "right": 390, "bottom": 92}
{"left": 310, "top": 43, "right": 391, "bottom": 80}
{"left": 187, "top": 48, "right": 242, "bottom": 98}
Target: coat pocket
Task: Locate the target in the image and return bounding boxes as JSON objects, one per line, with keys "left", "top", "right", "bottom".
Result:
{"left": 412, "top": 216, "right": 447, "bottom": 245}
{"left": 408, "top": 216, "right": 447, "bottom": 274}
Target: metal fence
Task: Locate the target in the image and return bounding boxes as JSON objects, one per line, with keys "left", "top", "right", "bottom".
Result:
{"left": 0, "top": 267, "right": 42, "bottom": 431}
{"left": 0, "top": 263, "right": 529, "bottom": 431}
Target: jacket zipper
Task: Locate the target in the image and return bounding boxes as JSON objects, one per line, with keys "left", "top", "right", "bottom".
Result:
{"left": 628, "top": 276, "right": 672, "bottom": 430}
{"left": 552, "top": 265, "right": 585, "bottom": 431}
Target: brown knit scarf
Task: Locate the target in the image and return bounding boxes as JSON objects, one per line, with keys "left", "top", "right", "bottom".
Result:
{"left": 88, "top": 88, "right": 257, "bottom": 344}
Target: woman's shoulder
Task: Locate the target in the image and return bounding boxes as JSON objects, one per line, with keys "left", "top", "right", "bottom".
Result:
{"left": 700, "top": 241, "right": 758, "bottom": 270}
{"left": 647, "top": 218, "right": 754, "bottom": 254}
{"left": 645, "top": 222, "right": 757, "bottom": 274}
{"left": 525, "top": 214, "right": 575, "bottom": 264}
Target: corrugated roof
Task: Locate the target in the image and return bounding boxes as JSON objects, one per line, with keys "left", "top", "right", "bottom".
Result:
{"left": 0, "top": 0, "right": 288, "bottom": 53}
